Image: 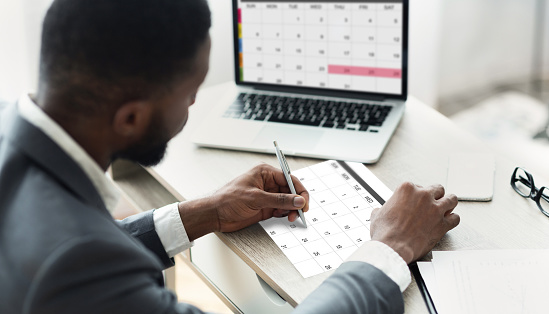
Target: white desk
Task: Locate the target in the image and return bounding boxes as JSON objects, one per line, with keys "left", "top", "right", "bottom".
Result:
{"left": 114, "top": 82, "right": 549, "bottom": 313}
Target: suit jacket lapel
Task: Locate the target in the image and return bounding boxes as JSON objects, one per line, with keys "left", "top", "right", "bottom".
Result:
{"left": 1, "top": 103, "right": 108, "bottom": 213}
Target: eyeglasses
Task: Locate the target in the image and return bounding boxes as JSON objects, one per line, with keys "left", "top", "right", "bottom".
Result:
{"left": 510, "top": 167, "right": 549, "bottom": 218}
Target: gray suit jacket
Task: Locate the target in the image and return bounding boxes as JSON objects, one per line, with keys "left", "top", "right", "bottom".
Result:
{"left": 0, "top": 102, "right": 403, "bottom": 314}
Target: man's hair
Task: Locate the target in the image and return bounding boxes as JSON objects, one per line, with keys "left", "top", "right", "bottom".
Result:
{"left": 39, "top": 0, "right": 211, "bottom": 114}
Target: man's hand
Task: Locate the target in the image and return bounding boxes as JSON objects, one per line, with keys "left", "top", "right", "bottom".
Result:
{"left": 370, "top": 182, "right": 460, "bottom": 264}
{"left": 177, "top": 164, "right": 309, "bottom": 241}
{"left": 211, "top": 164, "right": 309, "bottom": 233}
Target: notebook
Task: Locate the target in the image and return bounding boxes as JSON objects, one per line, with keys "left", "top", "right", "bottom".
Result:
{"left": 260, "top": 160, "right": 392, "bottom": 278}
{"left": 192, "top": 1, "right": 409, "bottom": 163}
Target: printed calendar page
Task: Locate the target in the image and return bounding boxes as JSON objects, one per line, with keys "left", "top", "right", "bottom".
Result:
{"left": 259, "top": 160, "right": 393, "bottom": 278}
{"left": 237, "top": 0, "right": 404, "bottom": 95}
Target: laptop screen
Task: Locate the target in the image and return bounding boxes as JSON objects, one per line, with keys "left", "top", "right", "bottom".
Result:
{"left": 233, "top": 0, "right": 407, "bottom": 98}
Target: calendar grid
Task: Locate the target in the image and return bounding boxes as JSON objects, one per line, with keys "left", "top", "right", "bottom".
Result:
{"left": 238, "top": 1, "right": 403, "bottom": 94}
{"left": 260, "top": 160, "right": 388, "bottom": 278}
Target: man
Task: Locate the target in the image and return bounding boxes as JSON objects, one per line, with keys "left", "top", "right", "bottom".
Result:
{"left": 0, "top": 0, "right": 459, "bottom": 313}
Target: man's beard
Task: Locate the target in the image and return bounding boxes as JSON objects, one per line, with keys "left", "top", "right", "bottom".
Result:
{"left": 113, "top": 113, "right": 171, "bottom": 167}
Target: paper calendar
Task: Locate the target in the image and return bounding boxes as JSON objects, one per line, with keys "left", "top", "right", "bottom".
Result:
{"left": 260, "top": 160, "right": 393, "bottom": 278}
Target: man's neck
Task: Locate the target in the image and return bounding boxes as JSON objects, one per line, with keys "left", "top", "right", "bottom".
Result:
{"left": 33, "top": 94, "right": 113, "bottom": 171}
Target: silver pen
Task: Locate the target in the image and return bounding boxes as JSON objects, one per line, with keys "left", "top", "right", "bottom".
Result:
{"left": 273, "top": 141, "right": 307, "bottom": 228}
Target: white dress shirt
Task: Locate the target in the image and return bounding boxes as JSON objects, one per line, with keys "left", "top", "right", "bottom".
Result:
{"left": 16, "top": 94, "right": 410, "bottom": 291}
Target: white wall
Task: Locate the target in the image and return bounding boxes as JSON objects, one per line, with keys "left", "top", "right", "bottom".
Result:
{"left": 0, "top": 0, "right": 31, "bottom": 101}
{"left": 437, "top": 0, "right": 549, "bottom": 99}
{"left": 545, "top": 0, "right": 549, "bottom": 81}
{"left": 0, "top": 0, "right": 231, "bottom": 98}
{"left": 407, "top": 0, "right": 442, "bottom": 107}
{"left": 202, "top": 0, "right": 234, "bottom": 88}
{"left": 0, "top": 0, "right": 52, "bottom": 101}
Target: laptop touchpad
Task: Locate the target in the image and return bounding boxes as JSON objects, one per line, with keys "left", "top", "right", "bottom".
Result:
{"left": 252, "top": 125, "right": 322, "bottom": 152}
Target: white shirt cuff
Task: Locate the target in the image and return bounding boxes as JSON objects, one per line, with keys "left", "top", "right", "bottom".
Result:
{"left": 153, "top": 202, "right": 194, "bottom": 258}
{"left": 345, "top": 240, "right": 411, "bottom": 292}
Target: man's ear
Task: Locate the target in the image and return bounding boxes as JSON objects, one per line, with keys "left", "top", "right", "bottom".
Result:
{"left": 112, "top": 101, "right": 153, "bottom": 139}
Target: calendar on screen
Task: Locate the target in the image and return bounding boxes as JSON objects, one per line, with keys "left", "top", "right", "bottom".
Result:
{"left": 259, "top": 160, "right": 393, "bottom": 278}
{"left": 237, "top": 1, "right": 404, "bottom": 95}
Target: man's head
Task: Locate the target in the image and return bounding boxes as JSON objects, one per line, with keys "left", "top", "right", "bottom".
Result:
{"left": 37, "top": 0, "right": 211, "bottom": 167}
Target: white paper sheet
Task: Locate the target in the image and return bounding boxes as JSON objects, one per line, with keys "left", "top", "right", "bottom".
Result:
{"left": 419, "top": 250, "right": 549, "bottom": 314}
{"left": 260, "top": 160, "right": 392, "bottom": 278}
{"left": 417, "top": 261, "right": 444, "bottom": 311}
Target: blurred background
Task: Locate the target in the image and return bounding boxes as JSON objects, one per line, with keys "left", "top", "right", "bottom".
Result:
{"left": 2, "top": 1, "right": 549, "bottom": 106}
{"left": 1, "top": 1, "right": 547, "bottom": 311}
{"left": 1, "top": 1, "right": 548, "bottom": 173}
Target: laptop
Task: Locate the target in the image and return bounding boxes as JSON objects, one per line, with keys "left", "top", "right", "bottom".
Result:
{"left": 192, "top": 0, "right": 408, "bottom": 163}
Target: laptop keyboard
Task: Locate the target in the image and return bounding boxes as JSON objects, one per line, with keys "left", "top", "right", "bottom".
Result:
{"left": 223, "top": 93, "right": 393, "bottom": 132}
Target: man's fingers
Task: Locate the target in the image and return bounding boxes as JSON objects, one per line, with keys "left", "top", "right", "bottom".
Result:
{"left": 267, "top": 165, "right": 306, "bottom": 193}
{"left": 444, "top": 213, "right": 460, "bottom": 231}
{"left": 288, "top": 211, "right": 298, "bottom": 222}
{"left": 288, "top": 175, "right": 310, "bottom": 212}
{"left": 290, "top": 173, "right": 308, "bottom": 195}
{"left": 428, "top": 184, "right": 445, "bottom": 200}
{"left": 262, "top": 164, "right": 310, "bottom": 210}
{"left": 260, "top": 190, "right": 307, "bottom": 210}
{"left": 273, "top": 209, "right": 290, "bottom": 218}
{"left": 438, "top": 194, "right": 458, "bottom": 213}
{"left": 370, "top": 206, "right": 381, "bottom": 221}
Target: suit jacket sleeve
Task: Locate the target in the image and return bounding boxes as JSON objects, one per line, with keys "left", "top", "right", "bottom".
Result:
{"left": 114, "top": 211, "right": 403, "bottom": 313}
{"left": 293, "top": 261, "right": 404, "bottom": 314}
{"left": 117, "top": 210, "right": 175, "bottom": 269}
{"left": 25, "top": 236, "right": 204, "bottom": 314}
{"left": 26, "top": 236, "right": 402, "bottom": 314}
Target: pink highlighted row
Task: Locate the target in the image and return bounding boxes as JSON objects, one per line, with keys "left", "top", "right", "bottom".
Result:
{"left": 328, "top": 65, "right": 402, "bottom": 78}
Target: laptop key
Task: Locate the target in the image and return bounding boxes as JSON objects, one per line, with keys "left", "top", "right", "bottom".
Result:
{"left": 254, "top": 114, "right": 267, "bottom": 121}
{"left": 226, "top": 94, "right": 391, "bottom": 130}
{"left": 267, "top": 114, "right": 284, "bottom": 123}
{"left": 298, "top": 119, "right": 322, "bottom": 126}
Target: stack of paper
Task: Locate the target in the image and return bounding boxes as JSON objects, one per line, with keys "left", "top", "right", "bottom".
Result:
{"left": 418, "top": 250, "right": 549, "bottom": 314}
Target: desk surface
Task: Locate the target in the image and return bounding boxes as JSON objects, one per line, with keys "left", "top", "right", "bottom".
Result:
{"left": 148, "top": 82, "right": 549, "bottom": 313}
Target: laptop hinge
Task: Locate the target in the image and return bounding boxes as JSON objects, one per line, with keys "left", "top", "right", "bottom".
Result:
{"left": 248, "top": 84, "right": 388, "bottom": 102}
